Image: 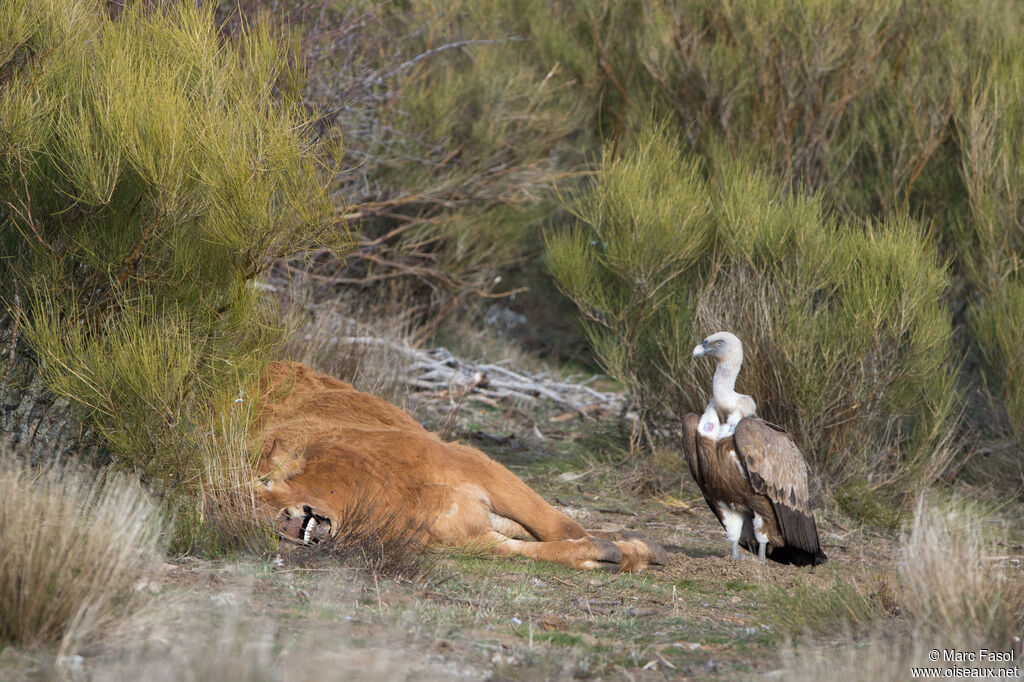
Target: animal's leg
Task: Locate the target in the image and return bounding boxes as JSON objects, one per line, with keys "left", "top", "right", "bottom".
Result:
{"left": 758, "top": 541, "right": 767, "bottom": 563}
{"left": 443, "top": 487, "right": 661, "bottom": 571}
{"left": 474, "top": 462, "right": 665, "bottom": 568}
{"left": 474, "top": 531, "right": 625, "bottom": 571}
{"left": 450, "top": 444, "right": 588, "bottom": 541}
{"left": 418, "top": 484, "right": 613, "bottom": 569}
{"left": 731, "top": 541, "right": 741, "bottom": 561}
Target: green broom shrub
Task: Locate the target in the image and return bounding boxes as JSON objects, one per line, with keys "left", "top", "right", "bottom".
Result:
{"left": 0, "top": 1, "right": 346, "bottom": 502}
{"left": 956, "top": 42, "right": 1024, "bottom": 440}
{"left": 549, "top": 123, "right": 959, "bottom": 493}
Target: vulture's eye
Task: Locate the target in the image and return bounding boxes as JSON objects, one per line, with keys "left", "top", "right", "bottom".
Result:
{"left": 715, "top": 339, "right": 724, "bottom": 346}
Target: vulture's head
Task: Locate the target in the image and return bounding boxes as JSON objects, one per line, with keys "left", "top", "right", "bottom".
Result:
{"left": 692, "top": 331, "right": 743, "bottom": 365}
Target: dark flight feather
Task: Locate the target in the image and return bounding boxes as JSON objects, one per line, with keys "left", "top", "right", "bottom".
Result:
{"left": 734, "top": 417, "right": 826, "bottom": 563}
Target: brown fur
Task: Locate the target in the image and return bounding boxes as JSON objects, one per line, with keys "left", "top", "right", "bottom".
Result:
{"left": 254, "top": 362, "right": 665, "bottom": 572}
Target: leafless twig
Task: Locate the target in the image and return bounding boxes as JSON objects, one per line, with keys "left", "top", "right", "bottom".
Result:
{"left": 331, "top": 336, "right": 622, "bottom": 414}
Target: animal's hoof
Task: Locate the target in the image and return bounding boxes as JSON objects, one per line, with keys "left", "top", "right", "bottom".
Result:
{"left": 644, "top": 541, "right": 668, "bottom": 566}
{"left": 576, "top": 537, "right": 623, "bottom": 571}
{"left": 591, "top": 537, "right": 624, "bottom": 564}
{"left": 590, "top": 530, "right": 667, "bottom": 568}
{"left": 277, "top": 505, "right": 333, "bottom": 545}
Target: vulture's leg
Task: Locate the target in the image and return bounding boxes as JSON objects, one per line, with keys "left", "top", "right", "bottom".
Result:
{"left": 753, "top": 513, "right": 769, "bottom": 564}
{"left": 719, "top": 503, "right": 745, "bottom": 562}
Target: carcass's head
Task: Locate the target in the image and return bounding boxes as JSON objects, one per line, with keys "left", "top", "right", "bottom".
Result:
{"left": 277, "top": 505, "right": 333, "bottom": 545}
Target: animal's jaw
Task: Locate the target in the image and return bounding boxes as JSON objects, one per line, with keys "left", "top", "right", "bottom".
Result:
{"left": 277, "top": 505, "right": 334, "bottom": 545}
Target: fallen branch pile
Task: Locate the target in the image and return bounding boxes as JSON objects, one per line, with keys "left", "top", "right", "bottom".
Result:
{"left": 335, "top": 336, "right": 623, "bottom": 416}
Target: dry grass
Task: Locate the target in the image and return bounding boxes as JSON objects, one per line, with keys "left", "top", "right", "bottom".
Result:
{"left": 782, "top": 493, "right": 1024, "bottom": 679}
{"left": 781, "top": 636, "right": 946, "bottom": 682}
{"left": 899, "top": 494, "right": 1024, "bottom": 645}
{"left": 72, "top": 603, "right": 460, "bottom": 682}
{"left": 174, "top": 398, "right": 277, "bottom": 556}
{"left": 766, "top": 573, "right": 893, "bottom": 639}
{"left": 275, "top": 273, "right": 418, "bottom": 407}
{"left": 0, "top": 453, "right": 165, "bottom": 653}
{"left": 432, "top": 305, "right": 545, "bottom": 374}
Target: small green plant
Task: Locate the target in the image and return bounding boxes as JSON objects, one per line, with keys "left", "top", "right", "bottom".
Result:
{"left": 723, "top": 580, "right": 756, "bottom": 593}
{"left": 835, "top": 481, "right": 903, "bottom": 529}
{"left": 766, "top": 576, "right": 890, "bottom": 640}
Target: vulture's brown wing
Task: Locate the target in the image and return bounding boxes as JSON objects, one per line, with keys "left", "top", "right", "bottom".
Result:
{"left": 682, "top": 414, "right": 704, "bottom": 490}
{"left": 682, "top": 413, "right": 725, "bottom": 527}
{"left": 734, "top": 418, "right": 824, "bottom": 559}
{"left": 733, "top": 418, "right": 810, "bottom": 513}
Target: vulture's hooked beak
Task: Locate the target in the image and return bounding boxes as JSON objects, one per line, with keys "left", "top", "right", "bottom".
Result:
{"left": 692, "top": 340, "right": 709, "bottom": 359}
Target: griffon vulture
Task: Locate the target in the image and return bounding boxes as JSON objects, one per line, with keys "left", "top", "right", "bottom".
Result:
{"left": 683, "top": 332, "right": 826, "bottom": 566}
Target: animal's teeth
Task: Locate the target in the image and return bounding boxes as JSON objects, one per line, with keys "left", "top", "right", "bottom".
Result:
{"left": 303, "top": 517, "right": 317, "bottom": 543}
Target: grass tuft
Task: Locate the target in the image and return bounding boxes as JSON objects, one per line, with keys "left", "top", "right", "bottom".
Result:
{"left": 766, "top": 574, "right": 890, "bottom": 640}
{"left": 834, "top": 481, "right": 903, "bottom": 530}
{"left": 172, "top": 397, "right": 277, "bottom": 557}
{"left": 0, "top": 453, "right": 165, "bottom": 653}
{"left": 782, "top": 493, "right": 1024, "bottom": 679}
{"left": 899, "top": 493, "right": 1023, "bottom": 645}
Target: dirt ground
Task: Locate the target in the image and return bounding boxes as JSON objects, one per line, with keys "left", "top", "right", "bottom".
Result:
{"left": 2, "top": 398, "right": 1020, "bottom": 681}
